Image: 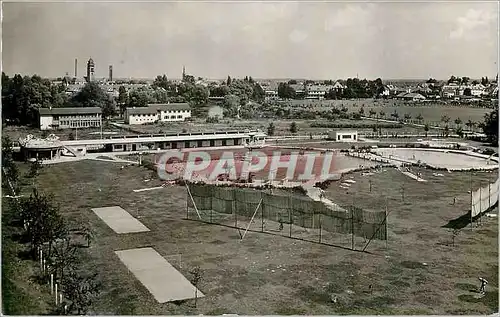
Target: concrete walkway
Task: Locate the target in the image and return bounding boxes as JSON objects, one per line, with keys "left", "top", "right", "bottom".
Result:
{"left": 115, "top": 247, "right": 204, "bottom": 303}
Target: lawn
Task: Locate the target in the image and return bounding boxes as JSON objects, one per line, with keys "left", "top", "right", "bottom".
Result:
{"left": 280, "top": 99, "right": 491, "bottom": 125}
{"left": 5, "top": 158, "right": 496, "bottom": 315}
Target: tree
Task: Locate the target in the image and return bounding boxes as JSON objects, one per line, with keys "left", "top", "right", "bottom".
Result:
{"left": 152, "top": 74, "right": 169, "bottom": 90}
{"left": 25, "top": 159, "right": 43, "bottom": 182}
{"left": 463, "top": 88, "right": 472, "bottom": 96}
{"left": 62, "top": 270, "right": 101, "bottom": 315}
{"left": 52, "top": 237, "right": 79, "bottom": 280}
{"left": 368, "top": 109, "right": 376, "bottom": 117}
{"left": 101, "top": 95, "right": 117, "bottom": 119}
{"left": 267, "top": 122, "right": 275, "bottom": 136}
{"left": 466, "top": 119, "right": 474, "bottom": 131}
{"left": 2, "top": 136, "right": 20, "bottom": 190}
{"left": 277, "top": 83, "right": 296, "bottom": 99}
{"left": 128, "top": 88, "right": 155, "bottom": 108}
{"left": 416, "top": 113, "right": 424, "bottom": 123}
{"left": 226, "top": 76, "right": 232, "bottom": 86}
{"left": 379, "top": 110, "right": 385, "bottom": 119}
{"left": 403, "top": 113, "right": 412, "bottom": 122}
{"left": 424, "top": 124, "right": 430, "bottom": 137}
{"left": 186, "top": 85, "right": 209, "bottom": 106}
{"left": 454, "top": 117, "right": 462, "bottom": 128}
{"left": 19, "top": 188, "right": 67, "bottom": 255}
{"left": 479, "top": 108, "right": 498, "bottom": 145}
{"left": 71, "top": 82, "right": 115, "bottom": 118}
{"left": 251, "top": 83, "right": 265, "bottom": 102}
{"left": 444, "top": 125, "right": 450, "bottom": 137}
{"left": 441, "top": 115, "right": 450, "bottom": 126}
{"left": 290, "top": 122, "right": 298, "bottom": 134}
{"left": 390, "top": 110, "right": 399, "bottom": 120}
{"left": 81, "top": 226, "right": 94, "bottom": 248}
{"left": 221, "top": 94, "right": 239, "bottom": 118}
{"left": 190, "top": 266, "right": 202, "bottom": 308}
{"left": 359, "top": 107, "right": 365, "bottom": 116}
{"left": 455, "top": 126, "right": 464, "bottom": 138}
{"left": 117, "top": 86, "right": 128, "bottom": 115}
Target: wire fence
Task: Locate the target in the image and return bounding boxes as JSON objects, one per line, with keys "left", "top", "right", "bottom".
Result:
{"left": 471, "top": 177, "right": 499, "bottom": 218}
{"left": 185, "top": 183, "right": 387, "bottom": 252}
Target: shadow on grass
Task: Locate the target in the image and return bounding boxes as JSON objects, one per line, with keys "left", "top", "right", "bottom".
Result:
{"left": 442, "top": 211, "right": 472, "bottom": 230}
{"left": 455, "top": 282, "right": 480, "bottom": 292}
{"left": 458, "top": 290, "right": 499, "bottom": 312}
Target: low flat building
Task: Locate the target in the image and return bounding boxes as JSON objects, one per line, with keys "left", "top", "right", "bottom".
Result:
{"left": 38, "top": 107, "right": 102, "bottom": 130}
{"left": 329, "top": 130, "right": 358, "bottom": 142}
{"left": 125, "top": 103, "right": 191, "bottom": 125}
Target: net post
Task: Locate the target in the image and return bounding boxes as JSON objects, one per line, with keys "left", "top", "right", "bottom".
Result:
{"left": 319, "top": 212, "right": 322, "bottom": 244}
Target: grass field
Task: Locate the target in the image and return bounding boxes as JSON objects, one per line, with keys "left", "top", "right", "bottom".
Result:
{"left": 4, "top": 157, "right": 497, "bottom": 315}
{"left": 281, "top": 99, "right": 491, "bottom": 124}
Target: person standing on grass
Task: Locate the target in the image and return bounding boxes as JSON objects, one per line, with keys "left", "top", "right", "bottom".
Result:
{"left": 479, "top": 277, "right": 488, "bottom": 294}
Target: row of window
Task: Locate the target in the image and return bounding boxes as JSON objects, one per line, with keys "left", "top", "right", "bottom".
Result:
{"left": 131, "top": 110, "right": 189, "bottom": 117}
{"left": 60, "top": 120, "right": 101, "bottom": 128}
{"left": 134, "top": 115, "right": 184, "bottom": 122}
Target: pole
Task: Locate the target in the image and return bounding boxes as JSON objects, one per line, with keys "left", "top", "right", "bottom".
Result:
{"left": 470, "top": 171, "right": 473, "bottom": 230}
{"left": 385, "top": 198, "right": 388, "bottom": 250}
{"left": 261, "top": 194, "right": 264, "bottom": 232}
{"left": 186, "top": 186, "right": 189, "bottom": 219}
{"left": 234, "top": 189, "right": 238, "bottom": 228}
{"left": 319, "top": 213, "right": 322, "bottom": 244}
{"left": 479, "top": 182, "right": 482, "bottom": 226}
{"left": 50, "top": 274, "right": 54, "bottom": 294}
{"left": 351, "top": 206, "right": 355, "bottom": 250}
{"left": 55, "top": 283, "right": 58, "bottom": 304}
{"left": 288, "top": 195, "right": 292, "bottom": 238}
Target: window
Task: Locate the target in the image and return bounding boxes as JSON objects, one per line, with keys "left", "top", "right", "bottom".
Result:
{"left": 342, "top": 134, "right": 352, "bottom": 139}
{"left": 177, "top": 115, "right": 182, "bottom": 119}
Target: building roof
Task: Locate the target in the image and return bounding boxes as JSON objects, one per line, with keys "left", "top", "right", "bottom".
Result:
{"left": 39, "top": 107, "right": 102, "bottom": 116}
{"left": 126, "top": 103, "right": 191, "bottom": 115}
{"left": 61, "top": 131, "right": 267, "bottom": 147}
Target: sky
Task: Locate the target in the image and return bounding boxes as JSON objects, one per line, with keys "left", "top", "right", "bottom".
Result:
{"left": 2, "top": 1, "right": 499, "bottom": 80}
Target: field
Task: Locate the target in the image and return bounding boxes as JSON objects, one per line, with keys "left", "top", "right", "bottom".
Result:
{"left": 5, "top": 155, "right": 497, "bottom": 314}
{"left": 281, "top": 99, "right": 491, "bottom": 124}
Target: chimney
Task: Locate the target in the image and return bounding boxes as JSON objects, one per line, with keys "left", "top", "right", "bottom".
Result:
{"left": 74, "top": 59, "right": 78, "bottom": 77}
{"left": 109, "top": 65, "right": 113, "bottom": 82}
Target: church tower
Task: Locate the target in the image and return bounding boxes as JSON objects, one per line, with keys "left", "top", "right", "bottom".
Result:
{"left": 182, "top": 65, "right": 186, "bottom": 81}
{"left": 86, "top": 58, "right": 95, "bottom": 82}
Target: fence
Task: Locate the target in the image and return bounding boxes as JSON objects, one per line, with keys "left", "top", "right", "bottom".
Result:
{"left": 471, "top": 177, "right": 499, "bottom": 218}
{"left": 186, "top": 183, "right": 387, "bottom": 252}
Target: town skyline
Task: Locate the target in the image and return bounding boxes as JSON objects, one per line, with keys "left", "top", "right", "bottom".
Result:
{"left": 2, "top": 1, "right": 498, "bottom": 79}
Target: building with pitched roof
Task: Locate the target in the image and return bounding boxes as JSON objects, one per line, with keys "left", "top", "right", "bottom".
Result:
{"left": 38, "top": 107, "right": 102, "bottom": 130}
{"left": 124, "top": 103, "right": 192, "bottom": 125}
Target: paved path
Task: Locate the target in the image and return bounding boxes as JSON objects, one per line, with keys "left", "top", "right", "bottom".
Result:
{"left": 115, "top": 247, "right": 204, "bottom": 303}
{"left": 92, "top": 206, "right": 150, "bottom": 234}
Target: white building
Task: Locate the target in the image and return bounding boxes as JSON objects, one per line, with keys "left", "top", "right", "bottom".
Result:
{"left": 305, "top": 85, "right": 331, "bottom": 100}
{"left": 329, "top": 130, "right": 358, "bottom": 142}
{"left": 38, "top": 107, "right": 102, "bottom": 130}
{"left": 125, "top": 103, "right": 191, "bottom": 125}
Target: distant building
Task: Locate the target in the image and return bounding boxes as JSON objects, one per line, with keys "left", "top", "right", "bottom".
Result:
{"left": 329, "top": 130, "right": 358, "bottom": 142}
{"left": 86, "top": 58, "right": 95, "bottom": 82}
{"left": 38, "top": 107, "right": 102, "bottom": 130}
{"left": 305, "top": 84, "right": 332, "bottom": 100}
{"left": 125, "top": 103, "right": 192, "bottom": 125}
{"left": 395, "top": 92, "right": 426, "bottom": 102}
{"left": 109, "top": 65, "right": 113, "bottom": 82}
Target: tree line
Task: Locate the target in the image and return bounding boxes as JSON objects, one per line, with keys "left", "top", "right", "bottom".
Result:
{"left": 276, "top": 78, "right": 386, "bottom": 100}
{"left": 2, "top": 136, "right": 100, "bottom": 315}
